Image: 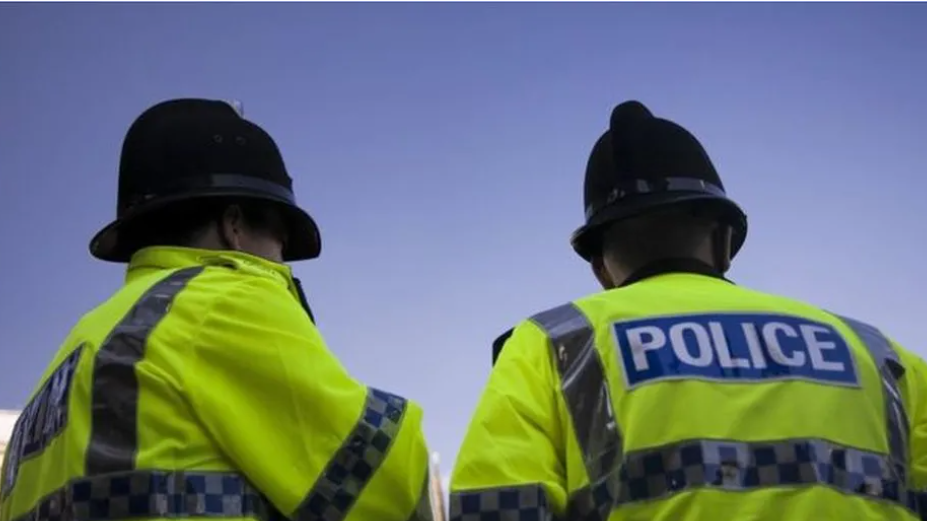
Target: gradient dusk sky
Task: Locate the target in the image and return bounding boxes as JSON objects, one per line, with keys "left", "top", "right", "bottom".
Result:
{"left": 1, "top": 2, "right": 926, "bottom": 481}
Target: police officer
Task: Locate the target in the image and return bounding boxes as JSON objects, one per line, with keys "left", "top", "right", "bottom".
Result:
{"left": 449, "top": 100, "right": 927, "bottom": 520}
{"left": 0, "top": 99, "right": 435, "bottom": 521}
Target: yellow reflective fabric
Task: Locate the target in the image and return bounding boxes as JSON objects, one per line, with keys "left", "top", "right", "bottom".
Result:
{"left": 451, "top": 321, "right": 571, "bottom": 515}
{"left": 185, "top": 261, "right": 432, "bottom": 521}
{"left": 0, "top": 246, "right": 432, "bottom": 521}
{"left": 450, "top": 272, "right": 925, "bottom": 521}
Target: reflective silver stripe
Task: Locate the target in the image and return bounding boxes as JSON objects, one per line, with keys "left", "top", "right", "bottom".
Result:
{"left": 613, "top": 437, "right": 914, "bottom": 512}
{"left": 85, "top": 267, "right": 205, "bottom": 475}
{"left": 837, "top": 316, "right": 910, "bottom": 465}
{"left": 448, "top": 484, "right": 555, "bottom": 521}
{"left": 11, "top": 469, "right": 284, "bottom": 521}
{"left": 530, "top": 303, "right": 621, "bottom": 520}
{"left": 586, "top": 177, "right": 728, "bottom": 220}
{"left": 836, "top": 314, "right": 914, "bottom": 511}
{"left": 294, "top": 387, "right": 408, "bottom": 521}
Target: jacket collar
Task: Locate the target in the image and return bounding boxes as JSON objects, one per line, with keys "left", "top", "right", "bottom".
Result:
{"left": 126, "top": 246, "right": 296, "bottom": 289}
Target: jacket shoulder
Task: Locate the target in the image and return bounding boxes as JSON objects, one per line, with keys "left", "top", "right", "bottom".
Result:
{"left": 491, "top": 300, "right": 593, "bottom": 366}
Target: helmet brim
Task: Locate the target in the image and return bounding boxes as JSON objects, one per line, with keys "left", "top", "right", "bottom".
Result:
{"left": 570, "top": 192, "right": 747, "bottom": 262}
{"left": 89, "top": 188, "right": 321, "bottom": 263}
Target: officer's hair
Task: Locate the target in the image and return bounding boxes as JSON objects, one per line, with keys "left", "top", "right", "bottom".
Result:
{"left": 600, "top": 203, "right": 720, "bottom": 269}
{"left": 120, "top": 197, "right": 282, "bottom": 254}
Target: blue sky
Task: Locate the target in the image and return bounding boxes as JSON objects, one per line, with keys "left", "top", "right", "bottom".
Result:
{"left": 1, "top": 2, "right": 926, "bottom": 483}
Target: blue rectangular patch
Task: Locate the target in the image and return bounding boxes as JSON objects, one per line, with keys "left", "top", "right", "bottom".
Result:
{"left": 612, "top": 313, "right": 859, "bottom": 389}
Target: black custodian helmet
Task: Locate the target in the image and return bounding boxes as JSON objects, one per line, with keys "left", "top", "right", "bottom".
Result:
{"left": 89, "top": 98, "right": 321, "bottom": 263}
{"left": 570, "top": 100, "right": 747, "bottom": 261}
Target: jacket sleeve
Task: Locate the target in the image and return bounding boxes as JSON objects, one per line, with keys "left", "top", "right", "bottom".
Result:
{"left": 185, "top": 276, "right": 434, "bottom": 521}
{"left": 450, "top": 320, "right": 568, "bottom": 520}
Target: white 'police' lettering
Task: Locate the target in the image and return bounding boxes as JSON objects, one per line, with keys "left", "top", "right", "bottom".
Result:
{"left": 709, "top": 322, "right": 750, "bottom": 369}
{"left": 613, "top": 313, "right": 859, "bottom": 389}
{"left": 670, "top": 323, "right": 709, "bottom": 367}
{"left": 1, "top": 345, "right": 83, "bottom": 496}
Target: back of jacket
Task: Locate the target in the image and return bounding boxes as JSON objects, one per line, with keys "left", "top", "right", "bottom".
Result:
{"left": 0, "top": 247, "right": 435, "bottom": 521}
{"left": 451, "top": 272, "right": 927, "bottom": 521}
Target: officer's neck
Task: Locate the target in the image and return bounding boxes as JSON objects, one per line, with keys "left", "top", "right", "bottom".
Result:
{"left": 618, "top": 257, "right": 730, "bottom": 288}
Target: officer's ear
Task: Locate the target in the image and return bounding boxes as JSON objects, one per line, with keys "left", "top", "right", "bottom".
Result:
{"left": 218, "top": 204, "right": 247, "bottom": 251}
{"left": 592, "top": 256, "right": 616, "bottom": 290}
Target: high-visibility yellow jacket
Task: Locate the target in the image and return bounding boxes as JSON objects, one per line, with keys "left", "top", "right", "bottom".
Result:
{"left": 0, "top": 246, "right": 434, "bottom": 521}
{"left": 450, "top": 271, "right": 927, "bottom": 521}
